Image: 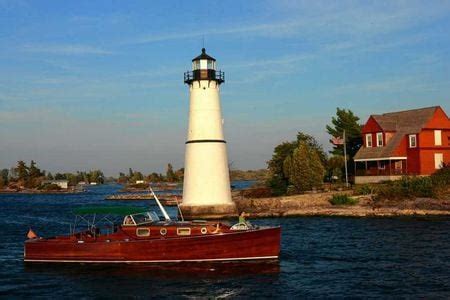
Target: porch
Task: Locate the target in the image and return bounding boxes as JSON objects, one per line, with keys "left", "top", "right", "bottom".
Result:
{"left": 354, "top": 157, "right": 407, "bottom": 184}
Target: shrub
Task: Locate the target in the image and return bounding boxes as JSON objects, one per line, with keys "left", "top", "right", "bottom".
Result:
{"left": 38, "top": 183, "right": 62, "bottom": 191}
{"left": 329, "top": 194, "right": 359, "bottom": 205}
{"left": 375, "top": 176, "right": 435, "bottom": 201}
{"left": 242, "top": 187, "right": 273, "bottom": 198}
{"left": 431, "top": 163, "right": 450, "bottom": 186}
{"left": 431, "top": 164, "right": 450, "bottom": 197}
{"left": 354, "top": 184, "right": 373, "bottom": 195}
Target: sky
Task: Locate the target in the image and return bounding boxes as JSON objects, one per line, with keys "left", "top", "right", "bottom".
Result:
{"left": 1, "top": 0, "right": 449, "bottom": 176}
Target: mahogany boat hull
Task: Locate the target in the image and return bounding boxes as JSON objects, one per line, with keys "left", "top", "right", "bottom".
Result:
{"left": 24, "top": 227, "right": 281, "bottom": 263}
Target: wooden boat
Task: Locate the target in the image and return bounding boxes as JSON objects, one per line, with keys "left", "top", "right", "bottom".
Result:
{"left": 24, "top": 189, "right": 281, "bottom": 263}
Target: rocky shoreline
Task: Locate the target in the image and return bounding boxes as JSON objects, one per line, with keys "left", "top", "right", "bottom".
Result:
{"left": 234, "top": 192, "right": 450, "bottom": 218}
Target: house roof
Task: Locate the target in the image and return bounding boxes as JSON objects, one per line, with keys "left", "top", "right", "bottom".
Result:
{"left": 354, "top": 106, "right": 439, "bottom": 161}
{"left": 371, "top": 106, "right": 438, "bottom": 133}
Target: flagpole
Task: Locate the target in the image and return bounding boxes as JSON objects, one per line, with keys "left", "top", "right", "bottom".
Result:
{"left": 343, "top": 130, "right": 349, "bottom": 188}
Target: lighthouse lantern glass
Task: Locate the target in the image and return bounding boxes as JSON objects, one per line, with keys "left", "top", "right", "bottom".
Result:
{"left": 192, "top": 61, "right": 200, "bottom": 70}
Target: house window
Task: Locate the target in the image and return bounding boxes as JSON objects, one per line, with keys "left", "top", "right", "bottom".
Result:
{"left": 376, "top": 132, "right": 383, "bottom": 147}
{"left": 378, "top": 161, "right": 386, "bottom": 169}
{"left": 366, "top": 134, "right": 372, "bottom": 147}
{"left": 434, "top": 130, "right": 442, "bottom": 146}
{"left": 434, "top": 153, "right": 444, "bottom": 169}
{"left": 409, "top": 134, "right": 417, "bottom": 148}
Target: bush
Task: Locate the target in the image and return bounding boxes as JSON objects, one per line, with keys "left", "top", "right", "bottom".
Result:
{"left": 431, "top": 163, "right": 450, "bottom": 186}
{"left": 38, "top": 183, "right": 62, "bottom": 191}
{"left": 354, "top": 184, "right": 373, "bottom": 195}
{"left": 242, "top": 187, "right": 273, "bottom": 198}
{"left": 431, "top": 164, "right": 450, "bottom": 197}
{"left": 329, "top": 194, "right": 359, "bottom": 205}
{"left": 375, "top": 176, "right": 435, "bottom": 200}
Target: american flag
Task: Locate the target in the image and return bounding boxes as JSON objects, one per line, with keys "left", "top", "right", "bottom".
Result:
{"left": 331, "top": 136, "right": 344, "bottom": 145}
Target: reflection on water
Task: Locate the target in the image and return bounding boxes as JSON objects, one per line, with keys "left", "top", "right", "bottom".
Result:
{"left": 24, "top": 260, "right": 280, "bottom": 279}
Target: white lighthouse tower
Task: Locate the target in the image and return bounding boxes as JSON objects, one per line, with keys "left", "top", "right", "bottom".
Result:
{"left": 180, "top": 48, "right": 237, "bottom": 219}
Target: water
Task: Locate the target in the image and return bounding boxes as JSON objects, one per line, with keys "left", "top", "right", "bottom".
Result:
{"left": 1, "top": 184, "right": 449, "bottom": 298}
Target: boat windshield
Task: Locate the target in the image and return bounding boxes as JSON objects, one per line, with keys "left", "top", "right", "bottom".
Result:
{"left": 131, "top": 212, "right": 160, "bottom": 225}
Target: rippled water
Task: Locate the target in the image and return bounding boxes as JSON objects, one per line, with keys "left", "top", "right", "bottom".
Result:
{"left": 1, "top": 184, "right": 449, "bottom": 298}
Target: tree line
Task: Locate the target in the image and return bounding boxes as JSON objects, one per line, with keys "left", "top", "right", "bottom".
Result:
{"left": 0, "top": 160, "right": 104, "bottom": 190}
{"left": 117, "top": 163, "right": 184, "bottom": 185}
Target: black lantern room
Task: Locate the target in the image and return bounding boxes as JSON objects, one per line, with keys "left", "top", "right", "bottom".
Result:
{"left": 184, "top": 48, "right": 224, "bottom": 85}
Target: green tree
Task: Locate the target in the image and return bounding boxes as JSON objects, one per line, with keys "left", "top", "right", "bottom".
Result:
{"left": 326, "top": 108, "right": 362, "bottom": 158}
{"left": 285, "top": 141, "right": 325, "bottom": 192}
{"left": 130, "top": 171, "right": 144, "bottom": 183}
{"left": 327, "top": 155, "right": 345, "bottom": 182}
{"left": 29, "top": 160, "right": 41, "bottom": 178}
{"left": 16, "top": 161, "right": 28, "bottom": 181}
{"left": 267, "top": 132, "right": 326, "bottom": 195}
{"left": 54, "top": 173, "right": 65, "bottom": 180}
{"left": 89, "top": 170, "right": 105, "bottom": 184}
{"left": 0, "top": 169, "right": 8, "bottom": 185}
{"left": 166, "top": 163, "right": 177, "bottom": 182}
{"left": 147, "top": 172, "right": 163, "bottom": 183}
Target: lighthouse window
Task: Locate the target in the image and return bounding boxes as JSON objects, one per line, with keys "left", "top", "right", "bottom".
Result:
{"left": 200, "top": 59, "right": 207, "bottom": 69}
{"left": 207, "top": 60, "right": 214, "bottom": 69}
{"left": 192, "top": 61, "right": 200, "bottom": 70}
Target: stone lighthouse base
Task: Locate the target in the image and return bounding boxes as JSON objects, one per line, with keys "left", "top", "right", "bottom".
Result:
{"left": 179, "top": 203, "right": 238, "bottom": 220}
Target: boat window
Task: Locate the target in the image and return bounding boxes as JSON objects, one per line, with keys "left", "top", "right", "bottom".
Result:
{"left": 136, "top": 228, "right": 150, "bottom": 237}
{"left": 123, "top": 215, "right": 136, "bottom": 226}
{"left": 177, "top": 228, "right": 191, "bottom": 236}
{"left": 131, "top": 212, "right": 159, "bottom": 225}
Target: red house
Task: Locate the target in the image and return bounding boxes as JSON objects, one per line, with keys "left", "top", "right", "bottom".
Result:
{"left": 354, "top": 106, "right": 450, "bottom": 184}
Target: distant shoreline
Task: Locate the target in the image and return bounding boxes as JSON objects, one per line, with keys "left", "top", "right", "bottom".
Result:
{"left": 0, "top": 189, "right": 84, "bottom": 195}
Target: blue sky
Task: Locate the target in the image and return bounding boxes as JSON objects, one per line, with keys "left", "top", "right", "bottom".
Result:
{"left": 1, "top": 0, "right": 449, "bottom": 175}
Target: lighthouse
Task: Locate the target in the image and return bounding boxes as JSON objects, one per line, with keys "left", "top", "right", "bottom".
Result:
{"left": 180, "top": 48, "right": 237, "bottom": 219}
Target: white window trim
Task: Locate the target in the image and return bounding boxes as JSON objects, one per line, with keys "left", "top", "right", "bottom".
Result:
{"left": 366, "top": 134, "right": 372, "bottom": 147}
{"left": 434, "top": 130, "right": 442, "bottom": 146}
{"left": 434, "top": 153, "right": 444, "bottom": 169}
{"left": 376, "top": 132, "right": 383, "bottom": 147}
{"left": 409, "top": 134, "right": 417, "bottom": 148}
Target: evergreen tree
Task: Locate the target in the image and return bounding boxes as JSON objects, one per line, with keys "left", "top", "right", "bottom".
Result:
{"left": 166, "top": 164, "right": 177, "bottom": 182}
{"left": 16, "top": 161, "right": 28, "bottom": 181}
{"left": 286, "top": 141, "right": 325, "bottom": 192}
{"left": 47, "top": 172, "right": 54, "bottom": 180}
{"left": 29, "top": 160, "right": 41, "bottom": 178}
{"left": 128, "top": 168, "right": 134, "bottom": 178}
{"left": 0, "top": 169, "right": 8, "bottom": 185}
{"left": 326, "top": 108, "right": 362, "bottom": 158}
{"left": 267, "top": 132, "right": 326, "bottom": 195}
{"left": 54, "top": 173, "right": 65, "bottom": 180}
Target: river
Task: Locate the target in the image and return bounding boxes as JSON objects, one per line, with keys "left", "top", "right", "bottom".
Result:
{"left": 0, "top": 184, "right": 449, "bottom": 298}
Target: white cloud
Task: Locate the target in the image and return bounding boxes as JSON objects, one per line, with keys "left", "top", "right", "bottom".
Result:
{"left": 21, "top": 44, "right": 113, "bottom": 55}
